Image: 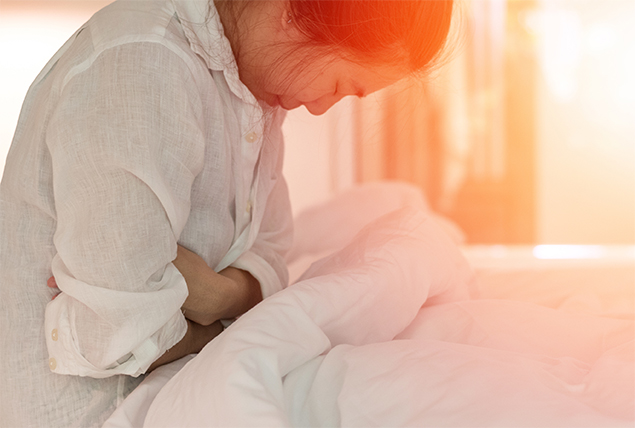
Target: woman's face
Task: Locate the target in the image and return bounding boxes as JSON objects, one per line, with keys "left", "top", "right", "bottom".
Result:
{"left": 233, "top": 2, "right": 407, "bottom": 115}
{"left": 247, "top": 52, "right": 407, "bottom": 116}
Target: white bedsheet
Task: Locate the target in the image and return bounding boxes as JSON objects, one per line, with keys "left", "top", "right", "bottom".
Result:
{"left": 104, "top": 207, "right": 634, "bottom": 428}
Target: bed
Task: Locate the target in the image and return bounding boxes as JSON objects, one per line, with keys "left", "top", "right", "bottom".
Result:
{"left": 103, "top": 182, "right": 634, "bottom": 428}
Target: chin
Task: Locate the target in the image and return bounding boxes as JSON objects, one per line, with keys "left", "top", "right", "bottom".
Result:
{"left": 280, "top": 99, "right": 303, "bottom": 111}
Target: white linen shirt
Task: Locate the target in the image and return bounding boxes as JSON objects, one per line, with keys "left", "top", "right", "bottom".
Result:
{"left": 0, "top": 0, "right": 292, "bottom": 426}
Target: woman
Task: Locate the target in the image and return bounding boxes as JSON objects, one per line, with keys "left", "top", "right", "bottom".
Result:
{"left": 0, "top": 0, "right": 454, "bottom": 426}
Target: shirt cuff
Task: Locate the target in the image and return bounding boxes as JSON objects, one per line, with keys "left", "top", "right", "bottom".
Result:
{"left": 230, "top": 250, "right": 285, "bottom": 300}
{"left": 45, "top": 296, "right": 188, "bottom": 378}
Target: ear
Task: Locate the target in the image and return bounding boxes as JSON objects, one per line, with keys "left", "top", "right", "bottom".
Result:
{"left": 276, "top": 0, "right": 304, "bottom": 43}
{"left": 280, "top": 2, "right": 293, "bottom": 31}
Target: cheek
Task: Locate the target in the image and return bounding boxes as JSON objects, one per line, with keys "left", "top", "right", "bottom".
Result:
{"left": 265, "top": 70, "right": 297, "bottom": 97}
{"left": 277, "top": 67, "right": 332, "bottom": 99}
{"left": 283, "top": 80, "right": 331, "bottom": 102}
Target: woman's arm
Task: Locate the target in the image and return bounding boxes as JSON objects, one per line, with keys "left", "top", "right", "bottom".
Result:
{"left": 44, "top": 42, "right": 206, "bottom": 378}
{"left": 174, "top": 246, "right": 263, "bottom": 326}
{"left": 148, "top": 319, "right": 223, "bottom": 372}
{"left": 147, "top": 247, "right": 262, "bottom": 372}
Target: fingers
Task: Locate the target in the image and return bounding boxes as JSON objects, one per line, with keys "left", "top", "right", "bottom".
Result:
{"left": 47, "top": 276, "right": 60, "bottom": 300}
{"left": 47, "top": 276, "right": 57, "bottom": 288}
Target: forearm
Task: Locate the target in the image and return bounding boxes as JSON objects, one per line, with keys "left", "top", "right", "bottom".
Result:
{"left": 148, "top": 319, "right": 223, "bottom": 372}
{"left": 217, "top": 267, "right": 263, "bottom": 319}
{"left": 176, "top": 246, "right": 263, "bottom": 325}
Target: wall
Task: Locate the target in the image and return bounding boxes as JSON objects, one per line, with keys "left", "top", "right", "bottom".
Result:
{"left": 0, "top": 1, "right": 110, "bottom": 177}
{"left": 532, "top": 0, "right": 635, "bottom": 243}
{"left": 282, "top": 99, "right": 356, "bottom": 214}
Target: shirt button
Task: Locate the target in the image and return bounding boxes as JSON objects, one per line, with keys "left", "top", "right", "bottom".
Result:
{"left": 244, "top": 132, "right": 258, "bottom": 143}
{"left": 51, "top": 329, "right": 58, "bottom": 341}
{"left": 49, "top": 358, "right": 57, "bottom": 370}
{"left": 245, "top": 200, "right": 252, "bottom": 214}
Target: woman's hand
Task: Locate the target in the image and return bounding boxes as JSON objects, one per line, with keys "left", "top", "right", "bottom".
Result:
{"left": 174, "top": 245, "right": 263, "bottom": 326}
{"left": 47, "top": 276, "right": 60, "bottom": 300}
{"left": 173, "top": 245, "right": 225, "bottom": 325}
{"left": 45, "top": 245, "right": 263, "bottom": 325}
{"left": 148, "top": 318, "right": 223, "bottom": 372}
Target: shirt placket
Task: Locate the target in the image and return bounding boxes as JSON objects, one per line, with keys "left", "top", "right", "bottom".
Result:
{"left": 240, "top": 105, "right": 263, "bottom": 224}
{"left": 213, "top": 103, "right": 263, "bottom": 272}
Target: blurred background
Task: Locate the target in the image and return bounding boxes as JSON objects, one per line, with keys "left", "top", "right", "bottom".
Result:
{"left": 2, "top": 0, "right": 634, "bottom": 244}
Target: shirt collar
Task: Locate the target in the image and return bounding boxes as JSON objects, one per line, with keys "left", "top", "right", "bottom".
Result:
{"left": 171, "top": 0, "right": 258, "bottom": 106}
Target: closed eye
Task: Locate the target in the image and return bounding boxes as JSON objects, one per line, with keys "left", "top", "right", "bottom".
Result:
{"left": 334, "top": 82, "right": 365, "bottom": 98}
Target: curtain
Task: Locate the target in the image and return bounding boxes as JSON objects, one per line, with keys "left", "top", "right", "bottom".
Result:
{"left": 352, "top": 0, "right": 538, "bottom": 243}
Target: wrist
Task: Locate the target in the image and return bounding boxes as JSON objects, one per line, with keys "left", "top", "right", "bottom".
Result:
{"left": 217, "top": 267, "right": 262, "bottom": 319}
{"left": 187, "top": 319, "right": 223, "bottom": 352}
{"left": 148, "top": 319, "right": 222, "bottom": 372}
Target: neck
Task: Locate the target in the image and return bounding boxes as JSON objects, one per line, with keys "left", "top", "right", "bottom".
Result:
{"left": 214, "top": 0, "right": 257, "bottom": 62}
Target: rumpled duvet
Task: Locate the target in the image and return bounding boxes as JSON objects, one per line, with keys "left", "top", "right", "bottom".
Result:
{"left": 106, "top": 207, "right": 634, "bottom": 427}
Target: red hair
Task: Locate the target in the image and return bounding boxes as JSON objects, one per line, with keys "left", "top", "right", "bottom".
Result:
{"left": 289, "top": 0, "right": 455, "bottom": 73}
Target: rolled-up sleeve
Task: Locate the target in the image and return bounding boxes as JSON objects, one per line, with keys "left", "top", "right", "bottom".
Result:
{"left": 44, "top": 42, "right": 206, "bottom": 378}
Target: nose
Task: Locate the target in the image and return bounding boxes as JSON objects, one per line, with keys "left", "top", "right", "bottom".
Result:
{"left": 304, "top": 93, "right": 344, "bottom": 116}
